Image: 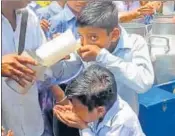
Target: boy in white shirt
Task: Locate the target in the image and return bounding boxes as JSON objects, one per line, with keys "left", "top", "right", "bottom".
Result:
{"left": 54, "top": 64, "right": 145, "bottom": 136}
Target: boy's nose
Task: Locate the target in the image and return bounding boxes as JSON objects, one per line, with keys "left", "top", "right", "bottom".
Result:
{"left": 80, "top": 36, "right": 87, "bottom": 46}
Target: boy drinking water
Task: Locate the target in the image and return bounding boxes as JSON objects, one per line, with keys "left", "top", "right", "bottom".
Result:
{"left": 51, "top": 1, "right": 154, "bottom": 114}
{"left": 54, "top": 64, "right": 145, "bottom": 136}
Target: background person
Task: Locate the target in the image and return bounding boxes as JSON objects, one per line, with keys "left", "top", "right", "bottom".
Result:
{"left": 2, "top": 1, "right": 64, "bottom": 136}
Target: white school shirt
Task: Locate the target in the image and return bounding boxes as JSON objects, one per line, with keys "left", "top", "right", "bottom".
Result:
{"left": 80, "top": 96, "right": 145, "bottom": 136}
{"left": 2, "top": 8, "right": 46, "bottom": 136}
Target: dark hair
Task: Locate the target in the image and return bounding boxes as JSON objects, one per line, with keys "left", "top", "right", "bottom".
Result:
{"left": 77, "top": 1, "right": 119, "bottom": 34}
{"left": 65, "top": 64, "right": 117, "bottom": 111}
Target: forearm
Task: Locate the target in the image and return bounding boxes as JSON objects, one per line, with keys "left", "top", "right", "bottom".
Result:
{"left": 50, "top": 85, "right": 65, "bottom": 101}
{"left": 50, "top": 85, "right": 70, "bottom": 105}
{"left": 119, "top": 10, "right": 141, "bottom": 23}
{"left": 145, "top": 1, "right": 162, "bottom": 12}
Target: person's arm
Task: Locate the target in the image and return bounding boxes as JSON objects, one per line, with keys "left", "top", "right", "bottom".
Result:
{"left": 119, "top": 1, "right": 162, "bottom": 23}
{"left": 145, "top": 1, "right": 162, "bottom": 13}
{"left": 96, "top": 36, "right": 154, "bottom": 94}
{"left": 50, "top": 85, "right": 70, "bottom": 105}
{"left": 119, "top": 10, "right": 142, "bottom": 23}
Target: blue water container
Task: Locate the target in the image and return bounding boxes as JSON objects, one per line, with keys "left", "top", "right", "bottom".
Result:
{"left": 156, "top": 80, "right": 175, "bottom": 94}
{"left": 139, "top": 87, "right": 175, "bottom": 136}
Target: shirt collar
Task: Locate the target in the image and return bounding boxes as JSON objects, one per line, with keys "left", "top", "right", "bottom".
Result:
{"left": 2, "top": 14, "right": 6, "bottom": 22}
{"left": 63, "top": 4, "right": 76, "bottom": 22}
{"left": 112, "top": 26, "right": 132, "bottom": 54}
{"left": 48, "top": 1, "right": 63, "bottom": 14}
{"left": 88, "top": 95, "right": 123, "bottom": 131}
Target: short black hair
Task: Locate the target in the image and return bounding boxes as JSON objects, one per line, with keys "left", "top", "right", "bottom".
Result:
{"left": 77, "top": 1, "right": 119, "bottom": 34}
{"left": 65, "top": 64, "right": 117, "bottom": 111}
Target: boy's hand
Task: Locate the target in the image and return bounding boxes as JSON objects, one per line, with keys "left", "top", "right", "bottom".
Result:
{"left": 78, "top": 45, "right": 101, "bottom": 62}
{"left": 53, "top": 105, "right": 88, "bottom": 129}
{"left": 40, "top": 19, "right": 50, "bottom": 32}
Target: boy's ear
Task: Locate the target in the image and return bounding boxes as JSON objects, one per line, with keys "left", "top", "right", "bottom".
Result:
{"left": 97, "top": 106, "right": 106, "bottom": 118}
{"left": 110, "top": 27, "right": 120, "bottom": 42}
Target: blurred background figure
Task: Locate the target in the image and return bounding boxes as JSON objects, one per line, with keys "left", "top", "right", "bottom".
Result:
{"left": 36, "top": 1, "right": 51, "bottom": 7}
{"left": 2, "top": 0, "right": 46, "bottom": 135}
{"left": 48, "top": 1, "right": 87, "bottom": 40}
{"left": 114, "top": 1, "right": 162, "bottom": 24}
{"left": 27, "top": 1, "right": 41, "bottom": 12}
{"left": 36, "top": 0, "right": 66, "bottom": 39}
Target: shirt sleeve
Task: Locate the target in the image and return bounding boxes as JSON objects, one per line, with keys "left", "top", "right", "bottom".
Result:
{"left": 96, "top": 36, "right": 154, "bottom": 94}
{"left": 36, "top": 7, "right": 51, "bottom": 20}
{"left": 37, "top": 52, "right": 83, "bottom": 91}
{"left": 50, "top": 53, "right": 83, "bottom": 85}
{"left": 49, "top": 12, "right": 66, "bottom": 36}
{"left": 106, "top": 124, "right": 145, "bottom": 136}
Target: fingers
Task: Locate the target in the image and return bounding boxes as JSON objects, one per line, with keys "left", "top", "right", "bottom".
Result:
{"left": 17, "top": 79, "right": 28, "bottom": 88}
{"left": 138, "top": 6, "right": 154, "bottom": 15}
{"left": 79, "top": 51, "right": 92, "bottom": 62}
{"left": 11, "top": 68, "right": 24, "bottom": 78}
{"left": 54, "top": 109, "right": 77, "bottom": 128}
{"left": 23, "top": 74, "right": 35, "bottom": 82}
{"left": 54, "top": 105, "right": 66, "bottom": 112}
{"left": 11, "top": 66, "right": 35, "bottom": 85}
{"left": 13, "top": 60, "right": 36, "bottom": 76}
{"left": 53, "top": 109, "right": 67, "bottom": 124}
{"left": 79, "top": 52, "right": 90, "bottom": 59}
{"left": 16, "top": 56, "right": 37, "bottom": 65}
{"left": 42, "top": 19, "right": 50, "bottom": 26}
{"left": 64, "top": 55, "right": 71, "bottom": 60}
{"left": 40, "top": 19, "right": 50, "bottom": 31}
{"left": 10, "top": 75, "right": 27, "bottom": 87}
{"left": 78, "top": 46, "right": 91, "bottom": 59}
{"left": 78, "top": 46, "right": 90, "bottom": 53}
{"left": 64, "top": 105, "right": 73, "bottom": 111}
{"left": 7, "top": 130, "right": 14, "bottom": 136}
{"left": 60, "top": 55, "right": 71, "bottom": 61}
